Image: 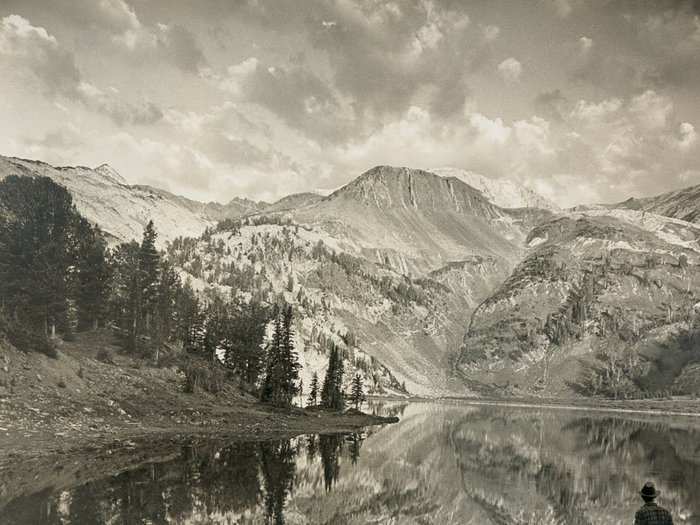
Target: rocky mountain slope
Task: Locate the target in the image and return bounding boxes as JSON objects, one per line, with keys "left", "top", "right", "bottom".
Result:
{"left": 289, "top": 166, "right": 533, "bottom": 277}
{"left": 0, "top": 155, "right": 309, "bottom": 246}
{"left": 617, "top": 184, "right": 700, "bottom": 224}
{"left": 458, "top": 208, "right": 700, "bottom": 396}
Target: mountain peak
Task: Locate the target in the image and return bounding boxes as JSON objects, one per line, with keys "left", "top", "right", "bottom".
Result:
{"left": 94, "top": 163, "right": 127, "bottom": 185}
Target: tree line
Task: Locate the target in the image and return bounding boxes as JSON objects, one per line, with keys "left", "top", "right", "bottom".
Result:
{"left": 0, "top": 175, "right": 366, "bottom": 410}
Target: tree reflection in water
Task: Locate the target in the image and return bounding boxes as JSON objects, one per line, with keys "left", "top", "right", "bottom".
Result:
{"left": 3, "top": 405, "right": 700, "bottom": 524}
{"left": 0, "top": 433, "right": 365, "bottom": 525}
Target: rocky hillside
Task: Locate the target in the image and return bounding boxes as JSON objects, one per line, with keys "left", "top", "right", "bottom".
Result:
{"left": 617, "top": 184, "right": 700, "bottom": 224}
{"left": 0, "top": 155, "right": 308, "bottom": 246}
{"left": 458, "top": 208, "right": 700, "bottom": 396}
{"left": 168, "top": 220, "right": 511, "bottom": 395}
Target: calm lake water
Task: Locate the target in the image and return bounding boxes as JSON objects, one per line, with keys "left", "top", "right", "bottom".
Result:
{"left": 2, "top": 401, "right": 700, "bottom": 524}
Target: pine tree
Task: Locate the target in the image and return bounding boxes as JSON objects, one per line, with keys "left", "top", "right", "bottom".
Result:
{"left": 151, "top": 260, "right": 181, "bottom": 362}
{"left": 350, "top": 374, "right": 365, "bottom": 409}
{"left": 279, "top": 304, "right": 300, "bottom": 405}
{"left": 261, "top": 304, "right": 300, "bottom": 407}
{"left": 321, "top": 344, "right": 345, "bottom": 410}
{"left": 139, "top": 220, "right": 161, "bottom": 332}
{"left": 260, "top": 307, "right": 283, "bottom": 404}
{"left": 108, "top": 241, "right": 141, "bottom": 351}
{"left": 307, "top": 372, "right": 319, "bottom": 406}
{"left": 72, "top": 218, "right": 109, "bottom": 331}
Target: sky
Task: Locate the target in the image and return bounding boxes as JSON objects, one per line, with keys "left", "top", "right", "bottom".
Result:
{"left": 0, "top": 0, "right": 699, "bottom": 206}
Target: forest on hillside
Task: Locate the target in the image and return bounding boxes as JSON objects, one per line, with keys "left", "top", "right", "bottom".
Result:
{"left": 0, "top": 175, "right": 364, "bottom": 410}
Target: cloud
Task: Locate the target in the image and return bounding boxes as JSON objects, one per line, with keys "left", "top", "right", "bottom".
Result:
{"left": 214, "top": 57, "right": 353, "bottom": 144}
{"left": 469, "top": 113, "right": 511, "bottom": 145}
{"left": 570, "top": 97, "right": 623, "bottom": 122}
{"left": 497, "top": 57, "right": 522, "bottom": 82}
{"left": 548, "top": 0, "right": 574, "bottom": 18}
{"left": 629, "top": 89, "right": 673, "bottom": 129}
{"left": 155, "top": 24, "right": 208, "bottom": 73}
{"left": 0, "top": 14, "right": 162, "bottom": 126}
{"left": 579, "top": 36, "right": 593, "bottom": 53}
{"left": 482, "top": 25, "right": 500, "bottom": 41}
{"left": 0, "top": 14, "right": 81, "bottom": 97}
{"left": 534, "top": 89, "right": 568, "bottom": 122}
{"left": 677, "top": 122, "right": 698, "bottom": 151}
{"left": 77, "top": 82, "right": 163, "bottom": 125}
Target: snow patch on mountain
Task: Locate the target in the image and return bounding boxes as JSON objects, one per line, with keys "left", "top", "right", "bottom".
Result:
{"left": 430, "top": 167, "right": 559, "bottom": 210}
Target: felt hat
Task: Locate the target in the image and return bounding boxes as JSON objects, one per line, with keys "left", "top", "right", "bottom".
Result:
{"left": 640, "top": 482, "right": 660, "bottom": 498}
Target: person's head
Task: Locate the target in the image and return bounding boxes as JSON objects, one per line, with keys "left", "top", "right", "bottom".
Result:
{"left": 640, "top": 481, "right": 660, "bottom": 503}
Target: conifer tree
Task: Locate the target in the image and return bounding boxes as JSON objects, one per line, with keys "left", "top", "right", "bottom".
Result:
{"left": 139, "top": 220, "right": 160, "bottom": 331}
{"left": 0, "top": 176, "right": 74, "bottom": 338}
{"left": 72, "top": 217, "right": 109, "bottom": 331}
{"left": 260, "top": 307, "right": 283, "bottom": 404}
{"left": 261, "top": 304, "right": 300, "bottom": 407}
{"left": 321, "top": 344, "right": 345, "bottom": 410}
{"left": 307, "top": 371, "right": 319, "bottom": 406}
{"left": 151, "top": 260, "right": 181, "bottom": 361}
{"left": 350, "top": 373, "right": 365, "bottom": 409}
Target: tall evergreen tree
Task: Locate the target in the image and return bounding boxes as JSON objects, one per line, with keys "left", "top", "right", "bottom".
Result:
{"left": 72, "top": 217, "right": 110, "bottom": 331}
{"left": 350, "top": 374, "right": 365, "bottom": 409}
{"left": 307, "top": 372, "right": 319, "bottom": 406}
{"left": 261, "top": 307, "right": 283, "bottom": 404}
{"left": 321, "top": 344, "right": 345, "bottom": 410}
{"left": 261, "top": 305, "right": 300, "bottom": 407}
{"left": 151, "top": 260, "right": 181, "bottom": 361}
{"left": 108, "top": 240, "right": 142, "bottom": 351}
{"left": 139, "top": 220, "right": 160, "bottom": 331}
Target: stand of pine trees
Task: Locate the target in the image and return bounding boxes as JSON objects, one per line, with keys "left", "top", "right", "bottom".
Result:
{"left": 0, "top": 176, "right": 109, "bottom": 355}
{"left": 260, "top": 304, "right": 300, "bottom": 407}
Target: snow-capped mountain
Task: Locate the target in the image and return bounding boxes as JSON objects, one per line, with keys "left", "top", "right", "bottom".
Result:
{"left": 430, "top": 167, "right": 559, "bottom": 210}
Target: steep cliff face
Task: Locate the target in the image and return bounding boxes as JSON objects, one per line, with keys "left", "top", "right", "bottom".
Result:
{"left": 291, "top": 165, "right": 530, "bottom": 276}
{"left": 458, "top": 210, "right": 700, "bottom": 395}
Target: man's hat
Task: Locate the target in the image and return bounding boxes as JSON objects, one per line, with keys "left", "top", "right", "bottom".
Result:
{"left": 640, "top": 482, "right": 660, "bottom": 498}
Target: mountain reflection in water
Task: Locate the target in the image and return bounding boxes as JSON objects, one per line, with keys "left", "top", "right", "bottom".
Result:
{"left": 2, "top": 402, "right": 700, "bottom": 524}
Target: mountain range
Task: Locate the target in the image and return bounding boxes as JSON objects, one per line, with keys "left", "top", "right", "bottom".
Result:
{"left": 3, "top": 153, "right": 700, "bottom": 397}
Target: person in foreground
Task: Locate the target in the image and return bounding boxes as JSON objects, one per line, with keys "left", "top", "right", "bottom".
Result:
{"left": 635, "top": 482, "right": 673, "bottom": 524}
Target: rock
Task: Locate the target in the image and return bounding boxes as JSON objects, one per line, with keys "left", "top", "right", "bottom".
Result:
{"left": 36, "top": 374, "right": 42, "bottom": 382}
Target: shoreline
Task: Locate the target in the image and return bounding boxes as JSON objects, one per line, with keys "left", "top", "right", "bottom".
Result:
{"left": 370, "top": 393, "right": 700, "bottom": 418}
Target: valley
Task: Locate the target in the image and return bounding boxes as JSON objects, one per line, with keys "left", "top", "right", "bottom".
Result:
{"left": 2, "top": 154, "right": 700, "bottom": 402}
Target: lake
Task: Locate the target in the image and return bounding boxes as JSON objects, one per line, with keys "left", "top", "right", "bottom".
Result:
{"left": 2, "top": 401, "right": 700, "bottom": 524}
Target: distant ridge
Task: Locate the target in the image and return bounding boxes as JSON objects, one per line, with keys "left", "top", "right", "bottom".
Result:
{"left": 429, "top": 167, "right": 559, "bottom": 210}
